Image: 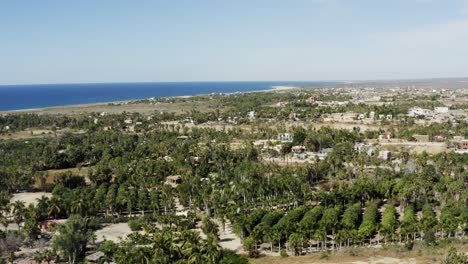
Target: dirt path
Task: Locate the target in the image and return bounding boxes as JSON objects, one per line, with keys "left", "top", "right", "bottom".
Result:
{"left": 219, "top": 220, "right": 244, "bottom": 253}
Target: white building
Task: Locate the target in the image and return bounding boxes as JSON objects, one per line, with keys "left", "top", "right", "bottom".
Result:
{"left": 278, "top": 133, "right": 293, "bottom": 142}
{"left": 434, "top": 107, "right": 449, "bottom": 113}
{"left": 408, "top": 107, "right": 433, "bottom": 117}
{"left": 247, "top": 111, "right": 256, "bottom": 118}
{"left": 378, "top": 151, "right": 391, "bottom": 160}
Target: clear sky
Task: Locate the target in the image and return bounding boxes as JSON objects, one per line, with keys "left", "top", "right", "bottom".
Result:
{"left": 1, "top": 0, "right": 468, "bottom": 84}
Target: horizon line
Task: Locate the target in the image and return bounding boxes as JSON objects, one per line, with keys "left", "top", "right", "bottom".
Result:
{"left": 0, "top": 76, "right": 467, "bottom": 87}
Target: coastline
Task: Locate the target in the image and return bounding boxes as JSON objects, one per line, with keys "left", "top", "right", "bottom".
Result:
{"left": 0, "top": 85, "right": 300, "bottom": 114}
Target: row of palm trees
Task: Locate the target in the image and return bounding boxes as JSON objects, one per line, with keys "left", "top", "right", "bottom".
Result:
{"left": 233, "top": 200, "right": 468, "bottom": 256}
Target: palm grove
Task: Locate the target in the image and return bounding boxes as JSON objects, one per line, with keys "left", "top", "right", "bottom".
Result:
{"left": 0, "top": 94, "right": 467, "bottom": 263}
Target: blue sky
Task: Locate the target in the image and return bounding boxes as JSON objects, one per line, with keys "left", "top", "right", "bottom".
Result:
{"left": 1, "top": 0, "right": 468, "bottom": 84}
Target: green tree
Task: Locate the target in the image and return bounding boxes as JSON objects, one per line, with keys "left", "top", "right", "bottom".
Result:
{"left": 53, "top": 215, "right": 92, "bottom": 264}
{"left": 288, "top": 232, "right": 307, "bottom": 256}
{"left": 380, "top": 205, "right": 398, "bottom": 243}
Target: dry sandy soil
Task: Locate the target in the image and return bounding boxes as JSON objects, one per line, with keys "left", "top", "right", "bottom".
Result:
{"left": 95, "top": 222, "right": 133, "bottom": 243}
{"left": 33, "top": 167, "right": 91, "bottom": 188}
{"left": 11, "top": 192, "right": 52, "bottom": 206}
{"left": 379, "top": 142, "right": 447, "bottom": 154}
{"left": 219, "top": 220, "right": 244, "bottom": 253}
{"left": 251, "top": 256, "right": 428, "bottom": 264}
{"left": 0, "top": 128, "right": 85, "bottom": 140}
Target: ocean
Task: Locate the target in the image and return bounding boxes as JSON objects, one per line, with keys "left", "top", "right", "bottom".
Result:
{"left": 0, "top": 81, "right": 332, "bottom": 111}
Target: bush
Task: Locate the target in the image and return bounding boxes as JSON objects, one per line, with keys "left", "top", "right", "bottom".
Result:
{"left": 404, "top": 240, "right": 414, "bottom": 251}
{"left": 280, "top": 249, "right": 288, "bottom": 257}
{"left": 220, "top": 249, "right": 249, "bottom": 264}
{"left": 423, "top": 229, "right": 436, "bottom": 246}
{"left": 128, "top": 219, "right": 143, "bottom": 231}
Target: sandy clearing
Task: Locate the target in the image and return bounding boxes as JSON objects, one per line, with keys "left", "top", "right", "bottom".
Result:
{"left": 95, "top": 222, "right": 133, "bottom": 243}
{"left": 252, "top": 256, "right": 426, "bottom": 264}
{"left": 11, "top": 192, "right": 52, "bottom": 206}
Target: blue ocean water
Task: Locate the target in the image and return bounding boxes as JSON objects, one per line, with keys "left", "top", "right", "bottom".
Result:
{"left": 0, "top": 81, "right": 332, "bottom": 111}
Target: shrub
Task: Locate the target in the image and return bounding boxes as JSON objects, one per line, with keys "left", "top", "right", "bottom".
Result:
{"left": 423, "top": 229, "right": 436, "bottom": 246}
{"left": 280, "top": 249, "right": 289, "bottom": 257}
{"left": 128, "top": 219, "right": 143, "bottom": 231}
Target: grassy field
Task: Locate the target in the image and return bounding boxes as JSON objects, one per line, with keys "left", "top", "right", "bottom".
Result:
{"left": 34, "top": 167, "right": 90, "bottom": 188}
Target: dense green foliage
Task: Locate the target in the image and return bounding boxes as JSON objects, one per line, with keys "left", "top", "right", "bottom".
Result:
{"left": 0, "top": 91, "right": 467, "bottom": 262}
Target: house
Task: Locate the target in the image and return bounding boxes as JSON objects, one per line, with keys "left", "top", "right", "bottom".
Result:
{"left": 434, "top": 107, "right": 449, "bottom": 113}
{"left": 357, "top": 114, "right": 365, "bottom": 120}
{"left": 354, "top": 143, "right": 366, "bottom": 152}
{"left": 165, "top": 175, "right": 182, "bottom": 187}
{"left": 306, "top": 96, "right": 318, "bottom": 104}
{"left": 291, "top": 146, "right": 306, "bottom": 155}
{"left": 386, "top": 114, "right": 393, "bottom": 120}
{"left": 408, "top": 107, "right": 433, "bottom": 117}
{"left": 253, "top": 140, "right": 267, "bottom": 148}
{"left": 278, "top": 133, "right": 293, "bottom": 142}
{"left": 458, "top": 140, "right": 468, "bottom": 150}
{"left": 103, "top": 126, "right": 112, "bottom": 131}
{"left": 369, "top": 112, "right": 375, "bottom": 119}
{"left": 247, "top": 111, "right": 256, "bottom": 118}
{"left": 378, "top": 151, "right": 391, "bottom": 160}
{"left": 378, "top": 133, "right": 392, "bottom": 140}
{"left": 184, "top": 117, "right": 194, "bottom": 124}
{"left": 354, "top": 143, "right": 376, "bottom": 156}
{"left": 124, "top": 119, "right": 133, "bottom": 124}
{"left": 378, "top": 114, "right": 385, "bottom": 120}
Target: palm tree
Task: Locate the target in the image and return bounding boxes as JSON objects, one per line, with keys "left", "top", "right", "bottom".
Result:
{"left": 160, "top": 185, "right": 174, "bottom": 215}
{"left": 48, "top": 196, "right": 61, "bottom": 219}
{"left": 0, "top": 208, "right": 8, "bottom": 231}
{"left": 11, "top": 200, "right": 25, "bottom": 230}
{"left": 71, "top": 195, "right": 86, "bottom": 216}
{"left": 201, "top": 237, "right": 221, "bottom": 264}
